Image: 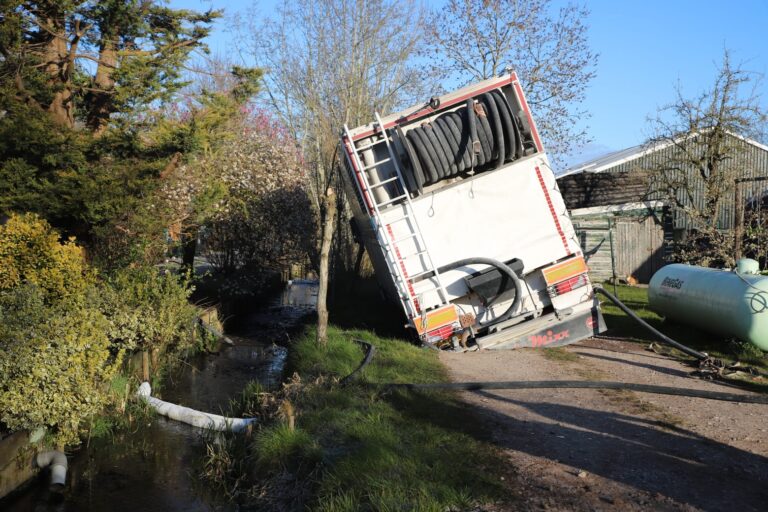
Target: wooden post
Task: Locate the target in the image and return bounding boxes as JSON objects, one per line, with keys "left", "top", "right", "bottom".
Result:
{"left": 734, "top": 179, "right": 744, "bottom": 261}
{"left": 141, "top": 351, "right": 150, "bottom": 381}
{"left": 317, "top": 187, "right": 336, "bottom": 345}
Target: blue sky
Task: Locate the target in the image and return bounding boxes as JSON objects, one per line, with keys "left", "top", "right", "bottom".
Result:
{"left": 171, "top": 0, "right": 768, "bottom": 166}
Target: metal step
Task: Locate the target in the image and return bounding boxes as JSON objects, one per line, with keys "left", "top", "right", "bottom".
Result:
{"left": 369, "top": 175, "right": 399, "bottom": 188}
{"left": 408, "top": 269, "right": 437, "bottom": 281}
{"left": 376, "top": 194, "right": 408, "bottom": 208}
{"left": 392, "top": 232, "right": 418, "bottom": 244}
{"left": 401, "top": 250, "right": 428, "bottom": 259}
{"left": 362, "top": 157, "right": 391, "bottom": 171}
{"left": 355, "top": 138, "right": 388, "bottom": 151}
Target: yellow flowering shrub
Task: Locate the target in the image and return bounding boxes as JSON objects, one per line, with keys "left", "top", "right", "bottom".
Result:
{"left": 0, "top": 213, "right": 92, "bottom": 301}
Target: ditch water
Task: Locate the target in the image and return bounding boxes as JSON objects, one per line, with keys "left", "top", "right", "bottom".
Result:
{"left": 3, "top": 280, "right": 319, "bottom": 512}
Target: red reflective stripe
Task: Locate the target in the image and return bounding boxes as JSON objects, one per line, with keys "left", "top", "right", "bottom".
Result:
{"left": 352, "top": 75, "right": 516, "bottom": 141}
{"left": 512, "top": 79, "right": 543, "bottom": 152}
{"left": 386, "top": 224, "right": 420, "bottom": 315}
{"left": 535, "top": 166, "right": 570, "bottom": 254}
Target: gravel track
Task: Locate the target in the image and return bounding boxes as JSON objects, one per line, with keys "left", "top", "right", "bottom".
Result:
{"left": 440, "top": 338, "right": 768, "bottom": 511}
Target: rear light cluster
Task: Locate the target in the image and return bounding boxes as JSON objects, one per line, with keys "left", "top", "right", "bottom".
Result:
{"left": 424, "top": 323, "right": 457, "bottom": 344}
{"left": 548, "top": 273, "right": 588, "bottom": 296}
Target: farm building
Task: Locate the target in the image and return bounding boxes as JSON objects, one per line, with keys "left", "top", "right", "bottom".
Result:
{"left": 557, "top": 131, "right": 768, "bottom": 283}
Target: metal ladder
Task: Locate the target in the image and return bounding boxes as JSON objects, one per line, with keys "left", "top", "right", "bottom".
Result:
{"left": 342, "top": 114, "right": 449, "bottom": 320}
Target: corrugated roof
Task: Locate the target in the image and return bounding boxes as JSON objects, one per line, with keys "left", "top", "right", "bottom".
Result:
{"left": 559, "top": 130, "right": 768, "bottom": 178}
{"left": 558, "top": 142, "right": 658, "bottom": 177}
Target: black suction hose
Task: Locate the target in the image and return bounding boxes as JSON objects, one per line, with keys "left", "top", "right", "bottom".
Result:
{"left": 340, "top": 339, "right": 375, "bottom": 386}
{"left": 339, "top": 343, "right": 768, "bottom": 404}
{"left": 394, "top": 88, "right": 534, "bottom": 191}
{"left": 466, "top": 98, "right": 478, "bottom": 169}
{"left": 593, "top": 285, "right": 709, "bottom": 360}
{"left": 380, "top": 380, "right": 768, "bottom": 404}
{"left": 436, "top": 257, "right": 522, "bottom": 329}
{"left": 481, "top": 93, "right": 505, "bottom": 169}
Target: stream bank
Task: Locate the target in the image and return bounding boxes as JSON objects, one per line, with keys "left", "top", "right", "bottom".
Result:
{"left": 1, "top": 281, "right": 318, "bottom": 512}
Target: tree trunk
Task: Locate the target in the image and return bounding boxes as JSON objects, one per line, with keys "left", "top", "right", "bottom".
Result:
{"left": 42, "top": 14, "right": 74, "bottom": 127}
{"left": 181, "top": 226, "right": 198, "bottom": 274}
{"left": 87, "top": 38, "right": 118, "bottom": 134}
{"left": 316, "top": 187, "right": 336, "bottom": 345}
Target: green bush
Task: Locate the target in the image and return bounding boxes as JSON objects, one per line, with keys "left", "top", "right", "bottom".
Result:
{"left": 0, "top": 213, "right": 203, "bottom": 445}
{"left": 98, "top": 267, "right": 198, "bottom": 354}
{"left": 0, "top": 285, "right": 119, "bottom": 446}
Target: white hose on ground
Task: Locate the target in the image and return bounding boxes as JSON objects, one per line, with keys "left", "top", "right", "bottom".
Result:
{"left": 136, "top": 382, "right": 256, "bottom": 433}
{"left": 35, "top": 450, "right": 67, "bottom": 490}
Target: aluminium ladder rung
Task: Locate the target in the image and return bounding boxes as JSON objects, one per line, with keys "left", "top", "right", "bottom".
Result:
{"left": 362, "top": 158, "right": 391, "bottom": 171}
{"left": 402, "top": 250, "right": 428, "bottom": 259}
{"left": 407, "top": 269, "right": 437, "bottom": 281}
{"left": 391, "top": 232, "right": 418, "bottom": 244}
{"left": 369, "top": 175, "right": 399, "bottom": 188}
{"left": 375, "top": 194, "right": 408, "bottom": 208}
{"left": 355, "top": 138, "right": 388, "bottom": 151}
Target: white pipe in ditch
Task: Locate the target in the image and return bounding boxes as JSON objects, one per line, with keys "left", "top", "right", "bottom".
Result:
{"left": 35, "top": 450, "right": 67, "bottom": 490}
{"left": 136, "top": 382, "right": 256, "bottom": 432}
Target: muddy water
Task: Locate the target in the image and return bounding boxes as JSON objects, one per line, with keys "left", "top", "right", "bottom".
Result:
{"left": 3, "top": 281, "right": 318, "bottom": 512}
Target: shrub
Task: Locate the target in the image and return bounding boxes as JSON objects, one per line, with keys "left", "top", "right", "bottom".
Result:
{"left": 0, "top": 285, "right": 119, "bottom": 446}
{"left": 98, "top": 267, "right": 198, "bottom": 354}
{"left": 0, "top": 213, "right": 92, "bottom": 301}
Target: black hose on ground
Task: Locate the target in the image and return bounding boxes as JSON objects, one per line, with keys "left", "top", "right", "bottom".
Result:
{"left": 339, "top": 339, "right": 376, "bottom": 387}
{"left": 381, "top": 380, "right": 768, "bottom": 404}
{"left": 436, "top": 257, "right": 522, "bottom": 329}
{"left": 338, "top": 340, "right": 768, "bottom": 404}
{"left": 593, "top": 286, "right": 709, "bottom": 360}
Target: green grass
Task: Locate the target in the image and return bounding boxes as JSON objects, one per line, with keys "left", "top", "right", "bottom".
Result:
{"left": 244, "top": 326, "right": 514, "bottom": 511}
{"left": 599, "top": 283, "right": 768, "bottom": 373}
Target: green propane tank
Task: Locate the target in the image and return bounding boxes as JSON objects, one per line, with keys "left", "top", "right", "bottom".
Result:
{"left": 648, "top": 260, "right": 768, "bottom": 350}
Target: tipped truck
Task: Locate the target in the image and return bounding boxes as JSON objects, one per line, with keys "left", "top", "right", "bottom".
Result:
{"left": 340, "top": 72, "right": 605, "bottom": 350}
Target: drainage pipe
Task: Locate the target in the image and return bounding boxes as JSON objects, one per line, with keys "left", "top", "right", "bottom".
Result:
{"left": 35, "top": 450, "right": 67, "bottom": 491}
{"left": 137, "top": 382, "right": 256, "bottom": 432}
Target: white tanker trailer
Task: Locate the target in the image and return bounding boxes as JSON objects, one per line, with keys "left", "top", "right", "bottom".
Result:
{"left": 339, "top": 72, "right": 606, "bottom": 350}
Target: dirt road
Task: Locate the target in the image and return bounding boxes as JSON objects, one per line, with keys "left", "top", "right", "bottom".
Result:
{"left": 440, "top": 338, "right": 768, "bottom": 511}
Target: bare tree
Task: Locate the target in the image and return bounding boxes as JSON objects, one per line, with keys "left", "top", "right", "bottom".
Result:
{"left": 422, "top": 0, "right": 597, "bottom": 164}
{"left": 240, "top": 0, "right": 431, "bottom": 211}
{"left": 647, "top": 51, "right": 767, "bottom": 267}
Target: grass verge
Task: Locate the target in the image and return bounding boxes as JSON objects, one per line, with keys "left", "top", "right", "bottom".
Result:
{"left": 220, "top": 325, "right": 515, "bottom": 511}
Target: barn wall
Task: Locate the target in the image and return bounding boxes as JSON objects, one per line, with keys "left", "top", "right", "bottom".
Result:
{"left": 560, "top": 134, "right": 768, "bottom": 232}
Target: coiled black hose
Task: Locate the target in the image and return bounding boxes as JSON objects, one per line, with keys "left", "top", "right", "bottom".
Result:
{"left": 399, "top": 90, "right": 527, "bottom": 190}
